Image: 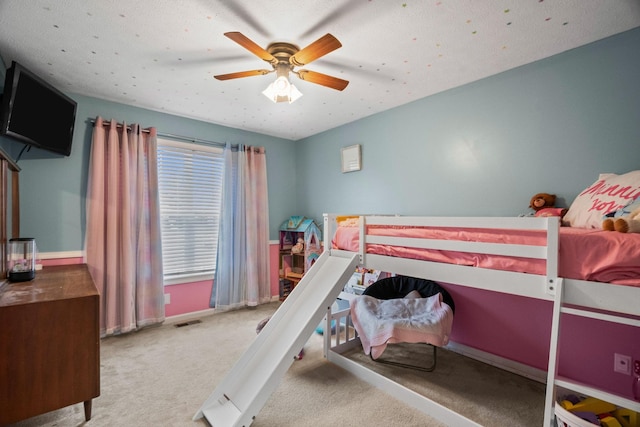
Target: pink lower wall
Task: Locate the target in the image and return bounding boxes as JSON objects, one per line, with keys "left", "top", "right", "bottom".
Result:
{"left": 163, "top": 242, "right": 281, "bottom": 317}
{"left": 446, "top": 283, "right": 640, "bottom": 400}
{"left": 48, "top": 248, "right": 640, "bottom": 401}
{"left": 40, "top": 248, "right": 281, "bottom": 319}
{"left": 164, "top": 280, "right": 213, "bottom": 316}
{"left": 446, "top": 284, "right": 554, "bottom": 369}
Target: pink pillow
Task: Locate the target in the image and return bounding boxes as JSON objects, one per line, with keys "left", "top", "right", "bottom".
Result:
{"left": 535, "top": 207, "right": 566, "bottom": 218}
{"left": 563, "top": 171, "right": 640, "bottom": 228}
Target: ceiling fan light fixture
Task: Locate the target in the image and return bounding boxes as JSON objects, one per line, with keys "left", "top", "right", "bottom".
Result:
{"left": 218, "top": 32, "right": 347, "bottom": 101}
{"left": 262, "top": 76, "right": 303, "bottom": 104}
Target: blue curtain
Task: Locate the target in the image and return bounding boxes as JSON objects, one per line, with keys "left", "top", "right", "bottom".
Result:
{"left": 211, "top": 143, "right": 270, "bottom": 309}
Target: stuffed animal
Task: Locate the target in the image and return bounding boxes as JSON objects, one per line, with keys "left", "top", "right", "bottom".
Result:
{"left": 529, "top": 193, "right": 567, "bottom": 218}
{"left": 603, "top": 206, "right": 640, "bottom": 233}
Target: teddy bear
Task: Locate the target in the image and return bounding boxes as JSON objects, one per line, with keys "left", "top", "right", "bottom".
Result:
{"left": 529, "top": 193, "right": 568, "bottom": 218}
{"left": 602, "top": 198, "right": 640, "bottom": 233}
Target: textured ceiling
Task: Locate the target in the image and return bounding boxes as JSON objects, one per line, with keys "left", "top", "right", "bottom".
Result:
{"left": 0, "top": 1, "right": 639, "bottom": 141}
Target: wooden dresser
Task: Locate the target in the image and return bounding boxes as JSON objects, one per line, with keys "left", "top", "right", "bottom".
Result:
{"left": 0, "top": 264, "right": 100, "bottom": 425}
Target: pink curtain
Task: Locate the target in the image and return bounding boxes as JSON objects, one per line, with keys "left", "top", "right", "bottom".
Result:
{"left": 85, "top": 117, "right": 164, "bottom": 336}
{"left": 244, "top": 145, "right": 271, "bottom": 305}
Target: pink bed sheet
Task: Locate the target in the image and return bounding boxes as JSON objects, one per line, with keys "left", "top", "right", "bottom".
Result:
{"left": 332, "top": 225, "right": 640, "bottom": 286}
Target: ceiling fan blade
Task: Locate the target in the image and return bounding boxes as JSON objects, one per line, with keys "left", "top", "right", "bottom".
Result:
{"left": 290, "top": 34, "right": 342, "bottom": 67}
{"left": 214, "top": 69, "right": 272, "bottom": 80}
{"left": 224, "top": 32, "right": 276, "bottom": 64}
{"left": 297, "top": 70, "right": 349, "bottom": 91}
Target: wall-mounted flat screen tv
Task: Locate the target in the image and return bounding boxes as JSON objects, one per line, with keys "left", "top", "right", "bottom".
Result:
{"left": 0, "top": 61, "right": 77, "bottom": 157}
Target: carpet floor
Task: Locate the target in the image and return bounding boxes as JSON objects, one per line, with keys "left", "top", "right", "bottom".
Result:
{"left": 8, "top": 302, "right": 545, "bottom": 426}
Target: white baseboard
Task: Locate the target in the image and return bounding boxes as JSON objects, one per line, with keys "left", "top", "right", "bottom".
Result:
{"left": 445, "top": 341, "right": 547, "bottom": 384}
{"left": 165, "top": 298, "right": 280, "bottom": 326}
{"left": 39, "top": 250, "right": 84, "bottom": 260}
{"left": 164, "top": 308, "right": 217, "bottom": 325}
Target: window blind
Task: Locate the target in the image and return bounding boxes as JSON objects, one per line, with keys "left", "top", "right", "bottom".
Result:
{"left": 157, "top": 139, "right": 224, "bottom": 282}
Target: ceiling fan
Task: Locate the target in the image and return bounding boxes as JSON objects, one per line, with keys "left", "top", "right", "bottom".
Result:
{"left": 214, "top": 32, "right": 349, "bottom": 103}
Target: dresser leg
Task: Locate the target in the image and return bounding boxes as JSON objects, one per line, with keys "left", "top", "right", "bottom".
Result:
{"left": 84, "top": 400, "right": 92, "bottom": 421}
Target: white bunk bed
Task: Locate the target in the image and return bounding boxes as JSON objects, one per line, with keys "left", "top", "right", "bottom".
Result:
{"left": 321, "top": 213, "right": 640, "bottom": 427}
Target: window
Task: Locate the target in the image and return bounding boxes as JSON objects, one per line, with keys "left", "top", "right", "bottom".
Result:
{"left": 157, "top": 139, "right": 224, "bottom": 284}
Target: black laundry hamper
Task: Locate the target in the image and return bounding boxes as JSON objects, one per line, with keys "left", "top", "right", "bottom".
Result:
{"left": 361, "top": 275, "right": 455, "bottom": 372}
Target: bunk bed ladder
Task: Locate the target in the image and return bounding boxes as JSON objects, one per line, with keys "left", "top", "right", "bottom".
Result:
{"left": 544, "top": 279, "right": 640, "bottom": 426}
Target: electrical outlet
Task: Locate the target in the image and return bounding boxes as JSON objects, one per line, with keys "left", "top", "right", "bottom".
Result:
{"left": 164, "top": 293, "right": 171, "bottom": 304}
{"left": 614, "top": 353, "right": 632, "bottom": 375}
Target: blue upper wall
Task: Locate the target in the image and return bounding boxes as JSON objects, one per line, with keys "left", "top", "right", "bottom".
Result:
{"left": 296, "top": 28, "right": 640, "bottom": 223}
{"left": 0, "top": 88, "right": 297, "bottom": 252}
{"left": 1, "top": 28, "right": 639, "bottom": 252}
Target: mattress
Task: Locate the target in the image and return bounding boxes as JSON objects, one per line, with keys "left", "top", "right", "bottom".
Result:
{"left": 332, "top": 224, "right": 640, "bottom": 286}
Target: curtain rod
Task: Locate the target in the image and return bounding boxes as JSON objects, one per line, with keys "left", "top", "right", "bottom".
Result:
{"left": 87, "top": 118, "right": 236, "bottom": 150}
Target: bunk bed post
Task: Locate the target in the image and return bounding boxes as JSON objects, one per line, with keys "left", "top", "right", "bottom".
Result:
{"left": 544, "top": 277, "right": 564, "bottom": 426}
{"left": 358, "top": 215, "right": 365, "bottom": 264}
{"left": 545, "top": 218, "right": 560, "bottom": 296}
{"left": 322, "top": 305, "right": 332, "bottom": 359}
{"left": 323, "top": 214, "right": 331, "bottom": 255}
{"left": 542, "top": 217, "right": 562, "bottom": 425}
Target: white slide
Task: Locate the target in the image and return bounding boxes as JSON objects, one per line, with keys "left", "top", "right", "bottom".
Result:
{"left": 193, "top": 250, "right": 359, "bottom": 427}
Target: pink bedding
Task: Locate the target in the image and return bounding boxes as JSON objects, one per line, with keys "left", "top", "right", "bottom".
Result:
{"left": 332, "top": 225, "right": 640, "bottom": 286}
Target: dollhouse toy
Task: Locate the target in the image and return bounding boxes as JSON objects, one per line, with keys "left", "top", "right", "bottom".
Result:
{"left": 278, "top": 216, "right": 323, "bottom": 299}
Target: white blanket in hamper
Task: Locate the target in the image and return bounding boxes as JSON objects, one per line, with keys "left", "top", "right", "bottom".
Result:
{"left": 350, "top": 293, "right": 454, "bottom": 360}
